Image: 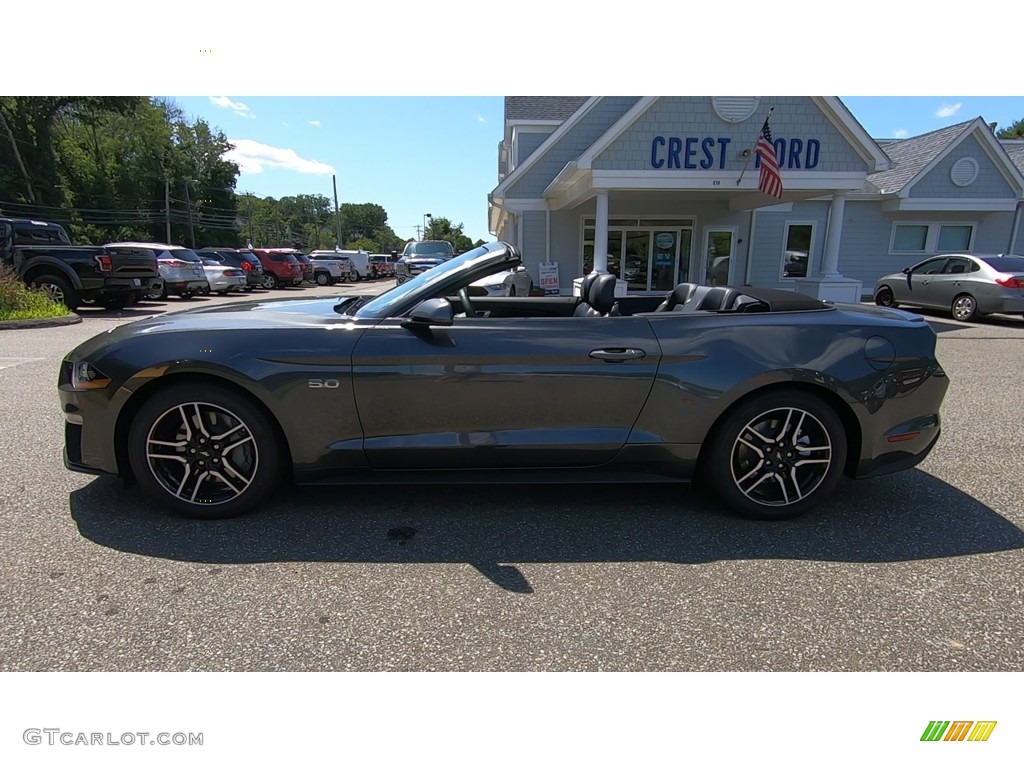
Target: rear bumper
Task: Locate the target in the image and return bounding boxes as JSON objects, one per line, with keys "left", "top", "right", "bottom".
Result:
{"left": 979, "top": 296, "right": 1024, "bottom": 315}
{"left": 853, "top": 426, "right": 941, "bottom": 478}
{"left": 165, "top": 279, "right": 208, "bottom": 294}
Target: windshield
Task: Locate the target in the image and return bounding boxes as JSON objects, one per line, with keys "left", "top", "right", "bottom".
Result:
{"left": 354, "top": 243, "right": 506, "bottom": 319}
{"left": 404, "top": 242, "right": 454, "bottom": 257}
{"left": 981, "top": 256, "right": 1024, "bottom": 272}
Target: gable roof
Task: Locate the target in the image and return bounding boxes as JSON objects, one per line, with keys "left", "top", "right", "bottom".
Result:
{"left": 866, "top": 120, "right": 974, "bottom": 193}
{"left": 504, "top": 97, "right": 589, "bottom": 122}
{"left": 1002, "top": 141, "right": 1024, "bottom": 176}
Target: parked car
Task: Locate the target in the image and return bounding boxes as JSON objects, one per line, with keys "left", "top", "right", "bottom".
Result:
{"left": 874, "top": 253, "right": 1024, "bottom": 321}
{"left": 252, "top": 248, "right": 305, "bottom": 288}
{"left": 308, "top": 251, "right": 355, "bottom": 285}
{"left": 105, "top": 242, "right": 208, "bottom": 300}
{"left": 199, "top": 257, "right": 247, "bottom": 294}
{"left": 196, "top": 248, "right": 264, "bottom": 291}
{"left": 1, "top": 218, "right": 161, "bottom": 310}
{"left": 59, "top": 241, "right": 948, "bottom": 523}
{"left": 369, "top": 254, "right": 395, "bottom": 279}
{"left": 333, "top": 249, "right": 370, "bottom": 281}
{"left": 394, "top": 240, "right": 455, "bottom": 285}
{"left": 291, "top": 251, "right": 314, "bottom": 283}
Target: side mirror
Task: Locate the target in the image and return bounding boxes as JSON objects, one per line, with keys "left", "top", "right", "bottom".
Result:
{"left": 403, "top": 298, "right": 453, "bottom": 327}
{"left": 902, "top": 267, "right": 911, "bottom": 275}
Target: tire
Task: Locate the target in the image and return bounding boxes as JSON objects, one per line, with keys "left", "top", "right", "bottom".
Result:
{"left": 127, "top": 381, "right": 287, "bottom": 519}
{"left": 315, "top": 272, "right": 330, "bottom": 286}
{"left": 262, "top": 274, "right": 278, "bottom": 289}
{"left": 704, "top": 390, "right": 848, "bottom": 521}
{"left": 874, "top": 286, "right": 897, "bottom": 307}
{"left": 31, "top": 274, "right": 80, "bottom": 311}
{"left": 951, "top": 293, "right": 979, "bottom": 322}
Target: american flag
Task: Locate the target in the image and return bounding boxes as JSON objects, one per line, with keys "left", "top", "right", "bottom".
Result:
{"left": 755, "top": 115, "right": 784, "bottom": 199}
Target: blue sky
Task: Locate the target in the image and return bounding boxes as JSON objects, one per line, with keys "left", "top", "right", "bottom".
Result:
{"left": 171, "top": 95, "right": 1024, "bottom": 245}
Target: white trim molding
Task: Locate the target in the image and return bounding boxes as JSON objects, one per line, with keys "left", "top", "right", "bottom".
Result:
{"left": 882, "top": 197, "right": 1020, "bottom": 213}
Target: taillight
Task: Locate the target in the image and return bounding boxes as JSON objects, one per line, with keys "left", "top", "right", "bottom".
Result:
{"left": 995, "top": 276, "right": 1024, "bottom": 288}
{"left": 94, "top": 254, "right": 113, "bottom": 272}
{"left": 241, "top": 261, "right": 252, "bottom": 271}
{"left": 165, "top": 259, "right": 189, "bottom": 268}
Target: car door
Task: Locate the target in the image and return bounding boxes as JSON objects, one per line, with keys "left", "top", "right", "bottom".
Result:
{"left": 351, "top": 314, "right": 663, "bottom": 469}
{"left": 902, "top": 257, "right": 948, "bottom": 307}
{"left": 929, "top": 256, "right": 973, "bottom": 309}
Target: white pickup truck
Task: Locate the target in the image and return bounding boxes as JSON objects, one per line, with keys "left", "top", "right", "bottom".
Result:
{"left": 308, "top": 251, "right": 356, "bottom": 285}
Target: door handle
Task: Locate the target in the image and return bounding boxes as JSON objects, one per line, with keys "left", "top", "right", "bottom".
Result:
{"left": 590, "top": 348, "right": 646, "bottom": 361}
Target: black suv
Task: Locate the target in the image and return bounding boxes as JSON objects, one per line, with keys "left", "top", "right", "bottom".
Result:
{"left": 394, "top": 240, "right": 455, "bottom": 285}
{"left": 197, "top": 248, "right": 265, "bottom": 291}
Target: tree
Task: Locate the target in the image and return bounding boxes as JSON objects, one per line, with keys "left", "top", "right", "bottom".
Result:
{"left": 424, "top": 216, "right": 474, "bottom": 253}
{"left": 996, "top": 119, "right": 1024, "bottom": 139}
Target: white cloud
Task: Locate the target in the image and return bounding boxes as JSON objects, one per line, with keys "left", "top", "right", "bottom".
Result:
{"left": 475, "top": 114, "right": 486, "bottom": 124}
{"left": 209, "top": 96, "right": 254, "bottom": 118}
{"left": 225, "top": 139, "right": 335, "bottom": 175}
{"left": 935, "top": 103, "right": 962, "bottom": 118}
{"left": 893, "top": 129, "right": 908, "bottom": 139}
{"left": 308, "top": 120, "right": 321, "bottom": 128}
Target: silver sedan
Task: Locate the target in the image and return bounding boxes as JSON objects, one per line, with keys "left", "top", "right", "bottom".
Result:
{"left": 873, "top": 253, "right": 1024, "bottom": 321}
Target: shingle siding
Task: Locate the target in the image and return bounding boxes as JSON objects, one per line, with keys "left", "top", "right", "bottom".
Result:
{"left": 593, "top": 97, "right": 870, "bottom": 173}
{"left": 748, "top": 203, "right": 831, "bottom": 288}
{"left": 521, "top": 211, "right": 547, "bottom": 274}
{"left": 504, "top": 97, "right": 641, "bottom": 199}
{"left": 515, "top": 131, "right": 551, "bottom": 167}
{"left": 907, "top": 134, "right": 1017, "bottom": 199}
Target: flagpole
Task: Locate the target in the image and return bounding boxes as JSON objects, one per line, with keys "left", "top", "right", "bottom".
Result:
{"left": 736, "top": 106, "right": 774, "bottom": 186}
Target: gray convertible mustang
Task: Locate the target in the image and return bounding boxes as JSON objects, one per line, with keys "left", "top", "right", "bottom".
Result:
{"left": 60, "top": 241, "right": 949, "bottom": 522}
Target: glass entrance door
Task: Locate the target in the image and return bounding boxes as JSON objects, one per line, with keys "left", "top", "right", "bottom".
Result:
{"left": 651, "top": 231, "right": 678, "bottom": 291}
{"left": 623, "top": 231, "right": 650, "bottom": 292}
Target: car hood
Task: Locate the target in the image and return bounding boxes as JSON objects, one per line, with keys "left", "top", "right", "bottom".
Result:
{"left": 400, "top": 256, "right": 448, "bottom": 264}
{"left": 69, "top": 296, "right": 368, "bottom": 357}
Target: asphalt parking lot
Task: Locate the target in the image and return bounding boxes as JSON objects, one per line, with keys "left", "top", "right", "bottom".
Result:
{"left": 1, "top": 288, "right": 1023, "bottom": 671}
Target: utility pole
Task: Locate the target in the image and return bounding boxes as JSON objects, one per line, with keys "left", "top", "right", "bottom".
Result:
{"left": 183, "top": 181, "right": 196, "bottom": 248}
{"left": 413, "top": 225, "right": 422, "bottom": 239}
{"left": 246, "top": 192, "right": 254, "bottom": 247}
{"left": 332, "top": 174, "right": 343, "bottom": 249}
{"left": 164, "top": 177, "right": 172, "bottom": 243}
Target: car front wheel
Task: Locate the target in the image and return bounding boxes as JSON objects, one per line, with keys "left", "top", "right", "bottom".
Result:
{"left": 262, "top": 274, "right": 278, "bottom": 289}
{"left": 705, "top": 390, "right": 847, "bottom": 520}
{"left": 127, "top": 382, "right": 286, "bottom": 519}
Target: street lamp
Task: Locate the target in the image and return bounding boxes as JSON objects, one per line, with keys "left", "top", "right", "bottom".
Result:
{"left": 423, "top": 213, "right": 432, "bottom": 239}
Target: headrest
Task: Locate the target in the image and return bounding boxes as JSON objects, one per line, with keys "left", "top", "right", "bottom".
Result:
{"left": 589, "top": 274, "right": 618, "bottom": 314}
{"left": 579, "top": 271, "right": 600, "bottom": 300}
{"left": 669, "top": 282, "right": 698, "bottom": 308}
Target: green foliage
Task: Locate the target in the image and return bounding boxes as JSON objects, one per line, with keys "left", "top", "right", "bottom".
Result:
{"left": 0, "top": 96, "right": 412, "bottom": 255}
{"left": 424, "top": 216, "right": 475, "bottom": 253}
{"left": 0, "top": 263, "right": 71, "bottom": 321}
{"left": 345, "top": 235, "right": 378, "bottom": 252}
{"left": 996, "top": 118, "right": 1024, "bottom": 139}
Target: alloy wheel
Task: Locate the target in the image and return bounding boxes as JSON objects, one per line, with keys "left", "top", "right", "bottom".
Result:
{"left": 729, "top": 406, "right": 833, "bottom": 507}
{"left": 144, "top": 401, "right": 259, "bottom": 506}
{"left": 952, "top": 295, "right": 976, "bottom": 321}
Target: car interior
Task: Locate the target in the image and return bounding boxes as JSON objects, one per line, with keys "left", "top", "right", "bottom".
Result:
{"left": 444, "top": 269, "right": 831, "bottom": 321}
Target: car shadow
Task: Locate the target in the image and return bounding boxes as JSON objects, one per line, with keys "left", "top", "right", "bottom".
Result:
{"left": 70, "top": 469, "right": 1024, "bottom": 593}
{"left": 76, "top": 306, "right": 166, "bottom": 319}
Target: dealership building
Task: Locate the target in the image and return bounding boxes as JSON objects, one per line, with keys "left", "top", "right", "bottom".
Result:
{"left": 488, "top": 97, "right": 1024, "bottom": 301}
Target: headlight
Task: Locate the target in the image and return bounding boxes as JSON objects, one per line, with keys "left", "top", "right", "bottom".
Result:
{"left": 71, "top": 361, "right": 111, "bottom": 390}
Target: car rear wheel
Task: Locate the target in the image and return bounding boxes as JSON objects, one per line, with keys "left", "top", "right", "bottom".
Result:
{"left": 874, "top": 286, "right": 897, "bottom": 307}
{"left": 951, "top": 293, "right": 979, "bottom": 322}
{"left": 705, "top": 390, "right": 847, "bottom": 521}
{"left": 127, "top": 382, "right": 286, "bottom": 519}
{"left": 31, "top": 274, "right": 79, "bottom": 311}
{"left": 315, "top": 272, "right": 331, "bottom": 286}
{"left": 262, "top": 274, "right": 278, "bottom": 289}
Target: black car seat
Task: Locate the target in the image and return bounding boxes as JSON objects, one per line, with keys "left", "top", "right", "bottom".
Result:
{"left": 588, "top": 274, "right": 618, "bottom": 316}
{"left": 655, "top": 282, "right": 699, "bottom": 311}
{"left": 731, "top": 294, "right": 770, "bottom": 313}
{"left": 675, "top": 286, "right": 742, "bottom": 312}
{"left": 572, "top": 272, "right": 602, "bottom": 317}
